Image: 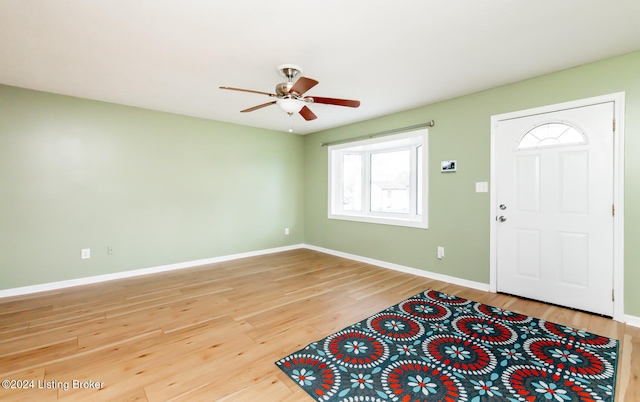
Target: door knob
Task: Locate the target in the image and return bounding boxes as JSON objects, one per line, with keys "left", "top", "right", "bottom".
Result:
{"left": 497, "top": 216, "right": 507, "bottom": 222}
{"left": 499, "top": 204, "right": 507, "bottom": 210}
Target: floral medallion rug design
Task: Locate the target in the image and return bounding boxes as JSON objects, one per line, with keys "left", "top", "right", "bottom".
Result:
{"left": 275, "top": 289, "right": 618, "bottom": 401}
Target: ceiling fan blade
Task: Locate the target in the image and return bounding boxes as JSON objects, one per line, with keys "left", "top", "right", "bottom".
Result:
{"left": 219, "top": 86, "right": 277, "bottom": 97}
{"left": 241, "top": 101, "right": 277, "bottom": 113}
{"left": 309, "top": 96, "right": 360, "bottom": 108}
{"left": 299, "top": 106, "right": 317, "bottom": 121}
{"left": 289, "top": 77, "right": 319, "bottom": 96}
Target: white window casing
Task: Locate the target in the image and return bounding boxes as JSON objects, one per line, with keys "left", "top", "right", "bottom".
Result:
{"left": 328, "top": 129, "right": 428, "bottom": 229}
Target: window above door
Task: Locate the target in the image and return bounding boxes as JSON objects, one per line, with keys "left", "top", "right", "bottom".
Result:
{"left": 518, "top": 122, "right": 586, "bottom": 150}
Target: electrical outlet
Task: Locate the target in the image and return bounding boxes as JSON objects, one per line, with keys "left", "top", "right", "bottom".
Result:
{"left": 107, "top": 246, "right": 114, "bottom": 255}
{"left": 284, "top": 228, "right": 290, "bottom": 235}
{"left": 437, "top": 246, "right": 445, "bottom": 259}
{"left": 81, "top": 249, "right": 91, "bottom": 259}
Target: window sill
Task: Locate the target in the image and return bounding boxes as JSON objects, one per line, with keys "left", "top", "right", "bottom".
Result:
{"left": 328, "top": 213, "right": 428, "bottom": 229}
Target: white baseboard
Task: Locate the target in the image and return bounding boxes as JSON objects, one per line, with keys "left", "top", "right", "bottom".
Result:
{"left": 4, "top": 243, "right": 636, "bottom": 327}
{"left": 304, "top": 245, "right": 640, "bottom": 325}
{"left": 303, "top": 244, "right": 491, "bottom": 292}
{"left": 624, "top": 314, "right": 640, "bottom": 328}
{"left": 0, "top": 244, "right": 305, "bottom": 299}
{"left": 0, "top": 243, "right": 490, "bottom": 299}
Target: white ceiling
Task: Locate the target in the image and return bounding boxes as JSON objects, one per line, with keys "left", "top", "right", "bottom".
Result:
{"left": 2, "top": 1, "right": 640, "bottom": 135}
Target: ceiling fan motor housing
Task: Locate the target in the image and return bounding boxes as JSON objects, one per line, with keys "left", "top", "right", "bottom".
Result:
{"left": 276, "top": 64, "right": 303, "bottom": 98}
{"left": 276, "top": 82, "right": 294, "bottom": 97}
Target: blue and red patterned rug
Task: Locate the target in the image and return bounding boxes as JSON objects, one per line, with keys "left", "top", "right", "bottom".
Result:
{"left": 276, "top": 289, "right": 618, "bottom": 401}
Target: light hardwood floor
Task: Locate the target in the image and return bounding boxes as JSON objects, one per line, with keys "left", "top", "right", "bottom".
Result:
{"left": 0, "top": 249, "right": 638, "bottom": 401}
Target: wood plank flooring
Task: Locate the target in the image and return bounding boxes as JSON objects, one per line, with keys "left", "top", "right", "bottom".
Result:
{"left": 0, "top": 248, "right": 638, "bottom": 401}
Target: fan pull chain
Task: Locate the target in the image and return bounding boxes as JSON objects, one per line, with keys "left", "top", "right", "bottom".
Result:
{"left": 288, "top": 112, "right": 294, "bottom": 132}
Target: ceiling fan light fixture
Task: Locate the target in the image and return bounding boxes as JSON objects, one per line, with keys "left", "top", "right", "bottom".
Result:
{"left": 277, "top": 98, "right": 304, "bottom": 114}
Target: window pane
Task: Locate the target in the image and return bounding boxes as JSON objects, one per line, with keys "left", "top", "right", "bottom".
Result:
{"left": 519, "top": 123, "right": 585, "bottom": 150}
{"left": 342, "top": 154, "right": 362, "bottom": 211}
{"left": 370, "top": 150, "right": 410, "bottom": 214}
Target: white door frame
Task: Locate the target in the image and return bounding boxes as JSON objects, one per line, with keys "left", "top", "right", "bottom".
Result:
{"left": 489, "top": 92, "right": 625, "bottom": 322}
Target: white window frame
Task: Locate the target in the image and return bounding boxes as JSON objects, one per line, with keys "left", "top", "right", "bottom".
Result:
{"left": 328, "top": 129, "right": 428, "bottom": 229}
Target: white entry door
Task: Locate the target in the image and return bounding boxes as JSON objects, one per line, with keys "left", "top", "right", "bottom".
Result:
{"left": 495, "top": 102, "right": 614, "bottom": 316}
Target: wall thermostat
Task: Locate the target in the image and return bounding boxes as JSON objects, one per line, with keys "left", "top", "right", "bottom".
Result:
{"left": 441, "top": 160, "right": 457, "bottom": 172}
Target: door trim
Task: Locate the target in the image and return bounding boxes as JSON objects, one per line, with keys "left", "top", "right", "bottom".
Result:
{"left": 489, "top": 93, "right": 625, "bottom": 321}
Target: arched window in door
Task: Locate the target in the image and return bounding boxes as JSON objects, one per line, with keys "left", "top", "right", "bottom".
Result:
{"left": 518, "top": 122, "right": 586, "bottom": 150}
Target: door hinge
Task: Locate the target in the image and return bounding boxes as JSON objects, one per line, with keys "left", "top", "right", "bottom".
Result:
{"left": 612, "top": 289, "right": 615, "bottom": 302}
{"left": 612, "top": 204, "right": 615, "bottom": 217}
{"left": 613, "top": 119, "right": 616, "bottom": 132}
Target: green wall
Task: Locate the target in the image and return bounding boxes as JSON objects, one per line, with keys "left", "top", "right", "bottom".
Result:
{"left": 0, "top": 85, "right": 304, "bottom": 289}
{"left": 303, "top": 50, "right": 640, "bottom": 317}
{"left": 2, "top": 51, "right": 639, "bottom": 318}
